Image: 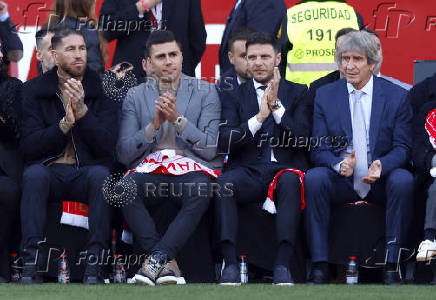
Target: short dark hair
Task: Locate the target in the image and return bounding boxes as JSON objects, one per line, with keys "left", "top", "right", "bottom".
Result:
{"left": 245, "top": 32, "right": 279, "bottom": 53}
{"left": 227, "top": 27, "right": 256, "bottom": 52}
{"left": 335, "top": 27, "right": 357, "bottom": 42}
{"left": 51, "top": 26, "right": 84, "bottom": 50}
{"left": 144, "top": 30, "right": 182, "bottom": 58}
{"left": 361, "top": 27, "right": 380, "bottom": 40}
{"left": 35, "top": 26, "right": 56, "bottom": 50}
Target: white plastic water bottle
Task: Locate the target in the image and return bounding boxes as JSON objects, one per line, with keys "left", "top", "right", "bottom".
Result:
{"left": 10, "top": 253, "right": 21, "bottom": 282}
{"left": 57, "top": 254, "right": 70, "bottom": 284}
{"left": 346, "top": 256, "right": 358, "bottom": 284}
{"left": 240, "top": 255, "right": 248, "bottom": 284}
{"left": 113, "top": 254, "right": 127, "bottom": 283}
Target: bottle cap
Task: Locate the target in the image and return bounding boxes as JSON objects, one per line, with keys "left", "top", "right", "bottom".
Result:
{"left": 239, "top": 255, "right": 246, "bottom": 259}
{"left": 349, "top": 256, "right": 357, "bottom": 260}
{"left": 60, "top": 254, "right": 68, "bottom": 258}
{"left": 10, "top": 253, "right": 18, "bottom": 258}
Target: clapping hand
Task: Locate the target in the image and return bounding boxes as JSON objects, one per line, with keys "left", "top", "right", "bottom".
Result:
{"left": 340, "top": 150, "right": 356, "bottom": 177}
{"left": 362, "top": 160, "right": 382, "bottom": 184}
{"left": 64, "top": 78, "right": 87, "bottom": 120}
{"left": 155, "top": 92, "right": 179, "bottom": 123}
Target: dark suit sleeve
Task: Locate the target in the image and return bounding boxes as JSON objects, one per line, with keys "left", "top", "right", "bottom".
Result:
{"left": 188, "top": 0, "right": 207, "bottom": 68}
{"left": 20, "top": 91, "right": 69, "bottom": 162}
{"left": 74, "top": 96, "right": 118, "bottom": 159}
{"left": 407, "top": 80, "right": 428, "bottom": 116}
{"left": 310, "top": 89, "right": 343, "bottom": 168}
{"left": 412, "top": 101, "right": 436, "bottom": 176}
{"left": 280, "top": 84, "right": 311, "bottom": 139}
{"left": 246, "top": 0, "right": 285, "bottom": 36}
{"left": 278, "top": 14, "right": 291, "bottom": 77}
{"left": 377, "top": 94, "right": 413, "bottom": 176}
{"left": 100, "top": 0, "right": 148, "bottom": 41}
{"left": 218, "top": 90, "right": 257, "bottom": 155}
{"left": 356, "top": 12, "right": 364, "bottom": 29}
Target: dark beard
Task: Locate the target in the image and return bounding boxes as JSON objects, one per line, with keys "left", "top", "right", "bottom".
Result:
{"left": 253, "top": 71, "right": 274, "bottom": 85}
{"left": 238, "top": 71, "right": 251, "bottom": 82}
{"left": 59, "top": 61, "right": 87, "bottom": 78}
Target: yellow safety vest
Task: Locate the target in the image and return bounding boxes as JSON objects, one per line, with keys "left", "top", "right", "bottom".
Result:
{"left": 285, "top": 1, "right": 359, "bottom": 85}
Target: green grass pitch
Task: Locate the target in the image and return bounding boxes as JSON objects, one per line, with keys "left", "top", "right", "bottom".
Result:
{"left": 1, "top": 284, "right": 436, "bottom": 300}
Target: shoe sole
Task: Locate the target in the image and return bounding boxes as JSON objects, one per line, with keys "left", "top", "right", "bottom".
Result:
{"left": 156, "top": 276, "right": 178, "bottom": 285}
{"left": 219, "top": 282, "right": 241, "bottom": 286}
{"left": 18, "top": 277, "right": 43, "bottom": 285}
{"left": 176, "top": 277, "right": 186, "bottom": 285}
{"left": 273, "top": 282, "right": 295, "bottom": 286}
{"left": 83, "top": 276, "right": 103, "bottom": 285}
{"left": 133, "top": 274, "right": 155, "bottom": 286}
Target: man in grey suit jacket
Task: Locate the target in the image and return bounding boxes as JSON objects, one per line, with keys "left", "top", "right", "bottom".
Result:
{"left": 116, "top": 30, "right": 221, "bottom": 286}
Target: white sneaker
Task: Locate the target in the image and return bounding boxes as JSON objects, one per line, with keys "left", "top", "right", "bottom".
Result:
{"left": 416, "top": 239, "right": 436, "bottom": 262}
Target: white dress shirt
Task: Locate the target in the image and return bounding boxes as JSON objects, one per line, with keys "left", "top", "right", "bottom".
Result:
{"left": 150, "top": 2, "right": 163, "bottom": 29}
{"left": 139, "top": 2, "right": 163, "bottom": 29}
{"left": 247, "top": 79, "right": 285, "bottom": 162}
{"left": 333, "top": 75, "right": 374, "bottom": 173}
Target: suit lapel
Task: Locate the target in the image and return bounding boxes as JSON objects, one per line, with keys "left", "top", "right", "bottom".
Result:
{"left": 277, "top": 78, "right": 289, "bottom": 108}
{"left": 244, "top": 80, "right": 260, "bottom": 120}
{"left": 336, "top": 79, "right": 353, "bottom": 143}
{"left": 175, "top": 74, "right": 194, "bottom": 116}
{"left": 143, "top": 79, "right": 160, "bottom": 118}
{"left": 369, "top": 77, "right": 386, "bottom": 156}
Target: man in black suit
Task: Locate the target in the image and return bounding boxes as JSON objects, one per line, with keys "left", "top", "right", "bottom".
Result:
{"left": 0, "top": 39, "right": 22, "bottom": 282}
{"left": 217, "top": 32, "right": 310, "bottom": 285}
{"left": 100, "top": 0, "right": 206, "bottom": 80}
{"left": 219, "top": 0, "right": 286, "bottom": 76}
{"left": 217, "top": 27, "right": 255, "bottom": 99}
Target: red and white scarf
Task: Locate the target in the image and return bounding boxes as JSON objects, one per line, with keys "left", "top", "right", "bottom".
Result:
{"left": 61, "top": 200, "right": 89, "bottom": 229}
{"left": 425, "top": 109, "right": 436, "bottom": 177}
{"left": 124, "top": 150, "right": 221, "bottom": 178}
{"left": 61, "top": 151, "right": 221, "bottom": 229}
{"left": 262, "top": 168, "right": 306, "bottom": 214}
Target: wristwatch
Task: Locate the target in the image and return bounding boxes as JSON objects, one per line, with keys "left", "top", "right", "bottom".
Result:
{"left": 270, "top": 99, "right": 282, "bottom": 110}
{"left": 173, "top": 116, "right": 183, "bottom": 126}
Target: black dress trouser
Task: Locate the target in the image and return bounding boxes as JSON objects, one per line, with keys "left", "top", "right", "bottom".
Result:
{"left": 121, "top": 172, "right": 212, "bottom": 259}
{"left": 0, "top": 173, "right": 20, "bottom": 279}
{"left": 216, "top": 163, "right": 302, "bottom": 247}
{"left": 20, "top": 164, "right": 111, "bottom": 264}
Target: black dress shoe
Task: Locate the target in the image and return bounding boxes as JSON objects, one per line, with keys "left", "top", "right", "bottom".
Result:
{"left": 219, "top": 264, "right": 240, "bottom": 285}
{"left": 83, "top": 263, "right": 104, "bottom": 285}
{"left": 18, "top": 265, "right": 43, "bottom": 284}
{"left": 383, "top": 270, "right": 402, "bottom": 285}
{"left": 308, "top": 267, "right": 329, "bottom": 284}
{"left": 273, "top": 265, "right": 294, "bottom": 285}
